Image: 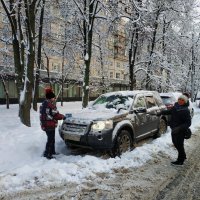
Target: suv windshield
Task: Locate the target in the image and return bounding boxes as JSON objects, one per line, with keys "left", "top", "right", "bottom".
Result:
{"left": 92, "top": 94, "right": 134, "bottom": 110}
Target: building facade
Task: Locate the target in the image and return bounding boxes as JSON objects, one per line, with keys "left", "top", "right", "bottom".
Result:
{"left": 0, "top": 1, "right": 130, "bottom": 104}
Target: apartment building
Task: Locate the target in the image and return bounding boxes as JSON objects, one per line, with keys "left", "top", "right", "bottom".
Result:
{"left": 0, "top": 1, "right": 130, "bottom": 104}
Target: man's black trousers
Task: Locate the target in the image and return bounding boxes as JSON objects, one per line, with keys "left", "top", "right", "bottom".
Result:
{"left": 171, "top": 131, "right": 186, "bottom": 162}
{"left": 44, "top": 129, "right": 55, "bottom": 157}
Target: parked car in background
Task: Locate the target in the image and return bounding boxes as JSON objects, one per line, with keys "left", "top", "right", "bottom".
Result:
{"left": 195, "top": 97, "right": 200, "bottom": 108}
{"left": 159, "top": 93, "right": 176, "bottom": 110}
{"left": 59, "top": 90, "right": 168, "bottom": 156}
{"left": 195, "top": 92, "right": 200, "bottom": 108}
{"left": 160, "top": 92, "right": 194, "bottom": 118}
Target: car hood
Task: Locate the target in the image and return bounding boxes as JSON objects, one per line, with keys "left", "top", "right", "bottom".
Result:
{"left": 64, "top": 108, "right": 128, "bottom": 124}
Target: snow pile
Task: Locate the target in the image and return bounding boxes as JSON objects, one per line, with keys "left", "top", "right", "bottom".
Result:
{"left": 0, "top": 101, "right": 199, "bottom": 193}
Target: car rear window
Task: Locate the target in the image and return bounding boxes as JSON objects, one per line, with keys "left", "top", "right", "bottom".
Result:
{"left": 161, "top": 97, "right": 175, "bottom": 104}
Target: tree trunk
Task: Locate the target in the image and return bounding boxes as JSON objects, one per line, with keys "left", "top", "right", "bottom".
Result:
{"left": 129, "top": 28, "right": 138, "bottom": 90}
{"left": 129, "top": 37, "right": 134, "bottom": 90}
{"left": 191, "top": 33, "right": 195, "bottom": 102}
{"left": 18, "top": 0, "right": 36, "bottom": 126}
{"left": 159, "top": 17, "right": 166, "bottom": 92}
{"left": 98, "top": 36, "right": 105, "bottom": 93}
{"left": 33, "top": 0, "right": 45, "bottom": 111}
{"left": 132, "top": 30, "right": 138, "bottom": 90}
{"left": 1, "top": 75, "right": 9, "bottom": 109}
{"left": 19, "top": 106, "right": 30, "bottom": 127}
{"left": 1, "top": 0, "right": 40, "bottom": 126}
{"left": 128, "top": 0, "right": 141, "bottom": 90}
{"left": 19, "top": 44, "right": 35, "bottom": 126}
{"left": 82, "top": 59, "right": 90, "bottom": 108}
{"left": 61, "top": 44, "right": 66, "bottom": 106}
{"left": 82, "top": 0, "right": 98, "bottom": 108}
{"left": 145, "top": 9, "right": 160, "bottom": 90}
{"left": 44, "top": 53, "right": 51, "bottom": 87}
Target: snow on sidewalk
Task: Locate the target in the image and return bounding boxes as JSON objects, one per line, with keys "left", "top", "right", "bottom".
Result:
{"left": 0, "top": 102, "right": 199, "bottom": 193}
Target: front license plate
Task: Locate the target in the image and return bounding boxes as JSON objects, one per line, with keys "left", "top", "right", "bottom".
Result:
{"left": 64, "top": 133, "right": 81, "bottom": 141}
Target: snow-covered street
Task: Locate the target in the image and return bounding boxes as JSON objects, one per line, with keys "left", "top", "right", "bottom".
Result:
{"left": 0, "top": 102, "right": 200, "bottom": 199}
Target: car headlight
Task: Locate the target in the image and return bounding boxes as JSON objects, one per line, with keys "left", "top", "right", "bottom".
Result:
{"left": 91, "top": 120, "right": 113, "bottom": 131}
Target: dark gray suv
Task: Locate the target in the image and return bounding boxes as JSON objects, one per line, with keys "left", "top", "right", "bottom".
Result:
{"left": 59, "top": 90, "right": 168, "bottom": 156}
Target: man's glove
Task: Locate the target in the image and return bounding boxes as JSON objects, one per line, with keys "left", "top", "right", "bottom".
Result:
{"left": 63, "top": 116, "right": 66, "bottom": 120}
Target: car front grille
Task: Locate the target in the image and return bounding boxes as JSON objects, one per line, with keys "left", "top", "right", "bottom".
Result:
{"left": 62, "top": 123, "right": 88, "bottom": 135}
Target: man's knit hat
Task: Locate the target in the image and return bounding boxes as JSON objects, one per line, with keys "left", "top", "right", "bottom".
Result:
{"left": 178, "top": 94, "right": 188, "bottom": 103}
{"left": 45, "top": 88, "right": 55, "bottom": 99}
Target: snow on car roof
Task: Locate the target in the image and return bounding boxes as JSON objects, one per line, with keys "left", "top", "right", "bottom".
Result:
{"left": 160, "top": 92, "right": 182, "bottom": 99}
{"left": 171, "top": 92, "right": 182, "bottom": 99}
{"left": 102, "top": 90, "right": 157, "bottom": 97}
{"left": 160, "top": 92, "right": 175, "bottom": 97}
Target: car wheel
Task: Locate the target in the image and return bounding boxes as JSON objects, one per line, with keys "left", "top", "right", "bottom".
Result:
{"left": 65, "top": 141, "right": 77, "bottom": 149}
{"left": 112, "top": 130, "right": 133, "bottom": 157}
{"left": 154, "top": 118, "right": 167, "bottom": 138}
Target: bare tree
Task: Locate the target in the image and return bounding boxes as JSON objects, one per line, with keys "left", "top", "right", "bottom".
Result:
{"left": 0, "top": 75, "right": 9, "bottom": 108}
{"left": 33, "top": 0, "right": 46, "bottom": 111}
{"left": 0, "top": 0, "right": 43, "bottom": 126}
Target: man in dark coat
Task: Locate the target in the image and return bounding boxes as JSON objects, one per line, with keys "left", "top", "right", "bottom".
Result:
{"left": 159, "top": 94, "right": 191, "bottom": 165}
{"left": 40, "top": 88, "right": 65, "bottom": 159}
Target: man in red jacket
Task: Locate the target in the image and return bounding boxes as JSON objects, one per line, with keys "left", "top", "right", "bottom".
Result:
{"left": 40, "top": 88, "right": 65, "bottom": 159}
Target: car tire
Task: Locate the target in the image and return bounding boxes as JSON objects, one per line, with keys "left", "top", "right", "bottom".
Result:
{"left": 112, "top": 130, "right": 133, "bottom": 157}
{"left": 65, "top": 141, "right": 77, "bottom": 149}
{"left": 154, "top": 118, "right": 167, "bottom": 138}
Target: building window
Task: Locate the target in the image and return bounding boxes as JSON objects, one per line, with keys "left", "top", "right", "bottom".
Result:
{"left": 109, "top": 61, "right": 114, "bottom": 69}
{"left": 2, "top": 14, "right": 9, "bottom": 23}
{"left": 116, "top": 62, "right": 120, "bottom": 68}
{"left": 52, "top": 63, "right": 60, "bottom": 72}
{"left": 116, "top": 72, "right": 121, "bottom": 79}
{"left": 2, "top": 25, "right": 9, "bottom": 38}
{"left": 110, "top": 71, "right": 114, "bottom": 79}
{"left": 40, "top": 60, "right": 45, "bottom": 70}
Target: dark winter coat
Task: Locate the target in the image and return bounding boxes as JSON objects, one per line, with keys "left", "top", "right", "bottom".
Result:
{"left": 161, "top": 102, "right": 191, "bottom": 132}
{"left": 40, "top": 99, "right": 64, "bottom": 131}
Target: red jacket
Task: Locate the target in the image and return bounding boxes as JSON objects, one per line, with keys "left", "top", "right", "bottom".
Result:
{"left": 40, "top": 100, "right": 64, "bottom": 131}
